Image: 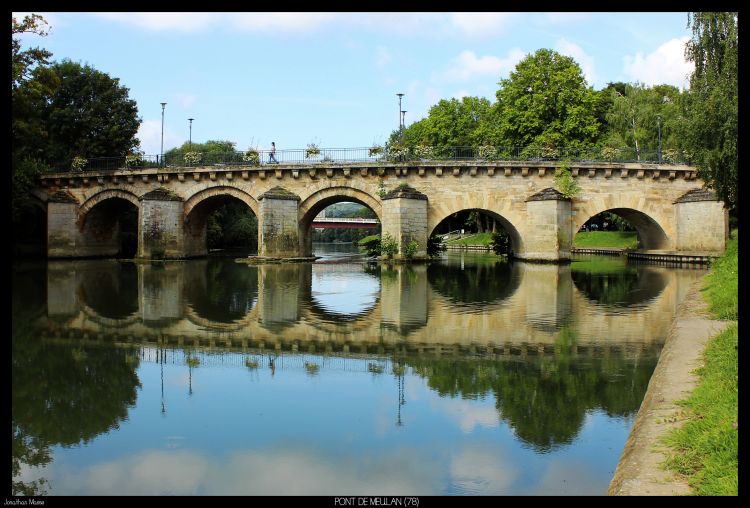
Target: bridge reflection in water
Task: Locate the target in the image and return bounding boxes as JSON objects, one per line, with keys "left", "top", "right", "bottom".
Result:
{"left": 13, "top": 252, "right": 707, "bottom": 495}
{"left": 41, "top": 254, "right": 700, "bottom": 352}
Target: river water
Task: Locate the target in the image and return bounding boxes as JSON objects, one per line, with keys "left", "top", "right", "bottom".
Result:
{"left": 11, "top": 244, "right": 706, "bottom": 495}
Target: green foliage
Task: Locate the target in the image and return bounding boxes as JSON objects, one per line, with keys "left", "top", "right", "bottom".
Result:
{"left": 380, "top": 233, "right": 399, "bottom": 258}
{"left": 603, "top": 83, "right": 683, "bottom": 160}
{"left": 164, "top": 140, "right": 237, "bottom": 164}
{"left": 683, "top": 12, "right": 738, "bottom": 212}
{"left": 553, "top": 162, "right": 580, "bottom": 198}
{"left": 11, "top": 158, "right": 46, "bottom": 224}
{"left": 42, "top": 60, "right": 141, "bottom": 166}
{"left": 490, "top": 231, "right": 510, "bottom": 255}
{"left": 404, "top": 240, "right": 419, "bottom": 259}
{"left": 495, "top": 49, "right": 601, "bottom": 149}
{"left": 206, "top": 201, "right": 258, "bottom": 251}
{"left": 390, "top": 96, "right": 496, "bottom": 148}
{"left": 663, "top": 323, "right": 738, "bottom": 495}
{"left": 702, "top": 230, "right": 737, "bottom": 320}
{"left": 12, "top": 14, "right": 52, "bottom": 91}
{"left": 426, "top": 235, "right": 447, "bottom": 258}
{"left": 358, "top": 235, "right": 382, "bottom": 257}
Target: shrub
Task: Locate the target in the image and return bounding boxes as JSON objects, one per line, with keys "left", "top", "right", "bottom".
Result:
{"left": 490, "top": 231, "right": 511, "bottom": 255}
{"left": 380, "top": 233, "right": 399, "bottom": 258}
{"left": 358, "top": 235, "right": 381, "bottom": 257}
{"left": 554, "top": 161, "right": 580, "bottom": 199}
{"left": 426, "top": 235, "right": 446, "bottom": 258}
{"left": 404, "top": 239, "right": 419, "bottom": 259}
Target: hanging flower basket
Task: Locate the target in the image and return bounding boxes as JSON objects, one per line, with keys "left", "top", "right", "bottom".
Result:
{"left": 369, "top": 145, "right": 384, "bottom": 157}
{"left": 243, "top": 149, "right": 260, "bottom": 165}
{"left": 184, "top": 151, "right": 202, "bottom": 165}
{"left": 478, "top": 145, "right": 496, "bottom": 159}
{"left": 71, "top": 156, "right": 87, "bottom": 172}
{"left": 601, "top": 147, "right": 620, "bottom": 161}
{"left": 305, "top": 144, "right": 321, "bottom": 158}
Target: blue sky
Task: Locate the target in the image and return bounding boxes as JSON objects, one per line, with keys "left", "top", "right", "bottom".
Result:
{"left": 15, "top": 12, "right": 695, "bottom": 156}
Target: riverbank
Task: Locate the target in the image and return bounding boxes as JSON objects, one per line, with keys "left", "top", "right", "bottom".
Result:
{"left": 608, "top": 231, "right": 737, "bottom": 496}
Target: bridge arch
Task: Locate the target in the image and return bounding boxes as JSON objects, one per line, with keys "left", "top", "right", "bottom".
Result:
{"left": 298, "top": 186, "right": 382, "bottom": 256}
{"left": 78, "top": 189, "right": 140, "bottom": 227}
{"left": 183, "top": 186, "right": 260, "bottom": 257}
{"left": 183, "top": 186, "right": 259, "bottom": 219}
{"left": 573, "top": 199, "right": 671, "bottom": 250}
{"left": 428, "top": 206, "right": 524, "bottom": 255}
{"left": 76, "top": 189, "right": 140, "bottom": 257}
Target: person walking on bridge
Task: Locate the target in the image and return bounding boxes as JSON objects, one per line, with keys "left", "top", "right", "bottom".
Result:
{"left": 269, "top": 141, "right": 278, "bottom": 164}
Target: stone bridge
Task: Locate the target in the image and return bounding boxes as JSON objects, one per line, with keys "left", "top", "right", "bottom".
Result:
{"left": 36, "top": 160, "right": 728, "bottom": 261}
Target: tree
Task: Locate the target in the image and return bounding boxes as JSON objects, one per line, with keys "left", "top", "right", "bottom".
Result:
{"left": 683, "top": 12, "right": 738, "bottom": 212}
{"left": 603, "top": 83, "right": 683, "bottom": 160}
{"left": 164, "top": 139, "right": 238, "bottom": 164}
{"left": 40, "top": 60, "right": 141, "bottom": 167}
{"left": 12, "top": 14, "right": 58, "bottom": 224}
{"left": 12, "top": 14, "right": 52, "bottom": 91}
{"left": 494, "top": 49, "right": 601, "bottom": 151}
{"left": 389, "top": 96, "right": 496, "bottom": 149}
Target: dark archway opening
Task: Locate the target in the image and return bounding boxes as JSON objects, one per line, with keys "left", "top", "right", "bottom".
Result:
{"left": 82, "top": 198, "right": 138, "bottom": 258}
{"left": 186, "top": 197, "right": 258, "bottom": 257}
{"left": 431, "top": 209, "right": 520, "bottom": 257}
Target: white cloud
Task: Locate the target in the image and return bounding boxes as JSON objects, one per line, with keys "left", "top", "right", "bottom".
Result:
{"left": 555, "top": 38, "right": 597, "bottom": 86}
{"left": 623, "top": 37, "right": 692, "bottom": 89}
{"left": 453, "top": 90, "right": 471, "bottom": 100}
{"left": 449, "top": 13, "right": 520, "bottom": 37}
{"left": 227, "top": 12, "right": 337, "bottom": 33}
{"left": 93, "top": 12, "right": 218, "bottom": 32}
{"left": 87, "top": 13, "right": 520, "bottom": 37}
{"left": 431, "top": 396, "right": 500, "bottom": 433}
{"left": 542, "top": 12, "right": 591, "bottom": 25}
{"left": 439, "top": 49, "right": 526, "bottom": 83}
{"left": 137, "top": 119, "right": 181, "bottom": 156}
{"left": 33, "top": 447, "right": 442, "bottom": 495}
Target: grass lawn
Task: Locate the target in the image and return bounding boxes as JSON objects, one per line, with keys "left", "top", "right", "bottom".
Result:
{"left": 573, "top": 230, "right": 638, "bottom": 249}
{"left": 445, "top": 232, "right": 494, "bottom": 246}
{"left": 662, "top": 230, "right": 738, "bottom": 495}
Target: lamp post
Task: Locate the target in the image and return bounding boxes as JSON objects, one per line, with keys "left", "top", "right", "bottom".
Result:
{"left": 401, "top": 110, "right": 407, "bottom": 130}
{"left": 396, "top": 93, "right": 404, "bottom": 133}
{"left": 160, "top": 102, "right": 167, "bottom": 167}
{"left": 657, "top": 115, "right": 662, "bottom": 164}
{"left": 188, "top": 118, "right": 194, "bottom": 151}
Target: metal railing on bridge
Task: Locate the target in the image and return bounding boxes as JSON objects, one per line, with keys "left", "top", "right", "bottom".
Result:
{"left": 53, "top": 145, "right": 693, "bottom": 173}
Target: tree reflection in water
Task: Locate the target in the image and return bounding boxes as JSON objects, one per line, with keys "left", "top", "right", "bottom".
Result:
{"left": 12, "top": 323, "right": 141, "bottom": 495}
{"left": 404, "top": 338, "right": 659, "bottom": 452}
